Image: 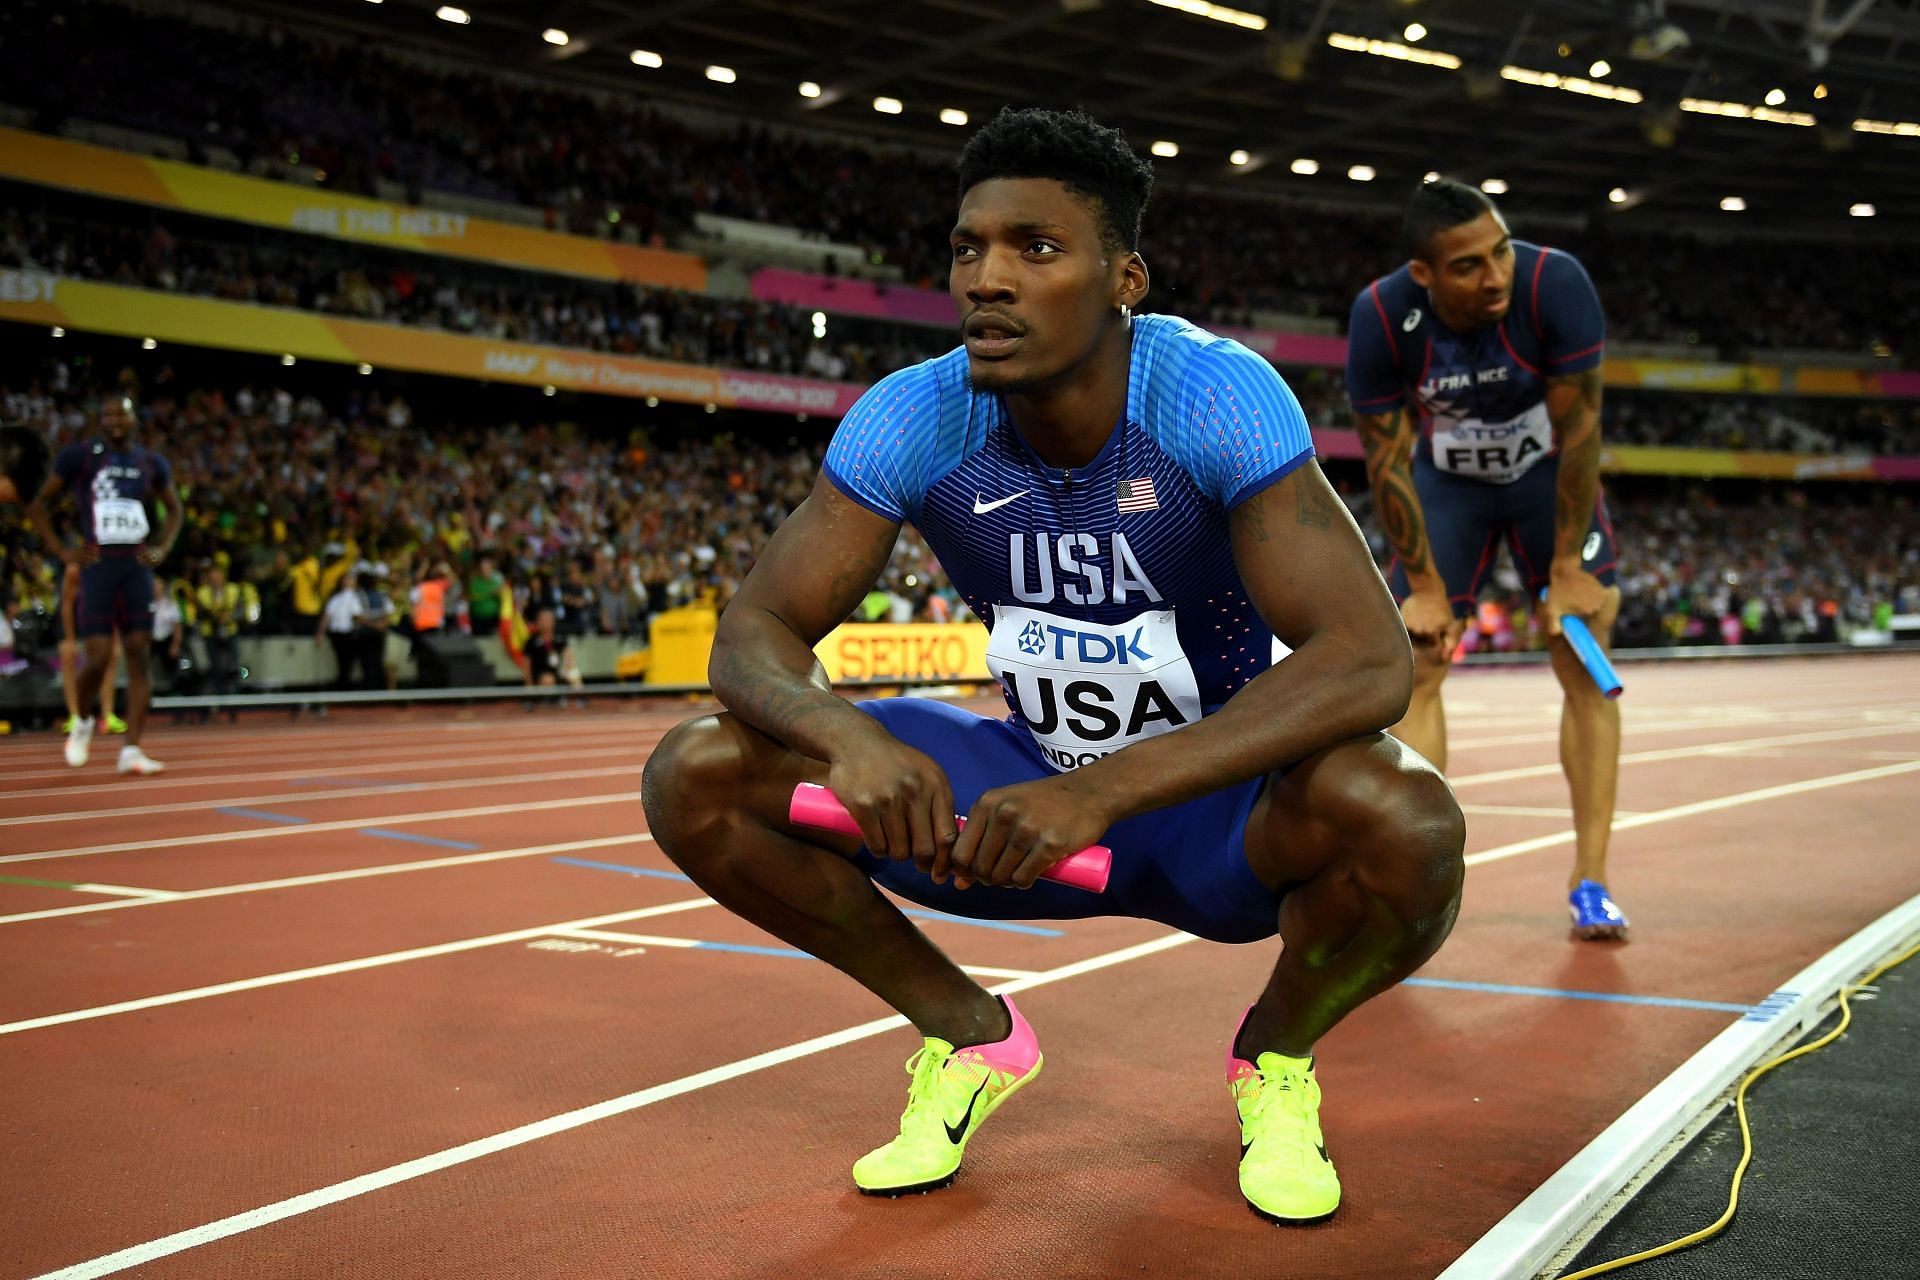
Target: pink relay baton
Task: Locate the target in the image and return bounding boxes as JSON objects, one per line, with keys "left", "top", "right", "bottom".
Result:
{"left": 789, "top": 782, "right": 1112, "bottom": 893}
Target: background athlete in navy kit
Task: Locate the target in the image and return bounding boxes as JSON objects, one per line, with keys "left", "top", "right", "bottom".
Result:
{"left": 643, "top": 107, "right": 1465, "bottom": 1222}
{"left": 30, "top": 393, "right": 182, "bottom": 773}
{"left": 1346, "top": 179, "right": 1627, "bottom": 940}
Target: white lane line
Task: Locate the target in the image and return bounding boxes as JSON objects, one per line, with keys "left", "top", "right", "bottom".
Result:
{"left": 1450, "top": 720, "right": 1920, "bottom": 788}
{"left": 0, "top": 733, "right": 656, "bottom": 797}
{"left": 1464, "top": 760, "right": 1920, "bottom": 868}
{"left": 1458, "top": 804, "right": 1649, "bottom": 820}
{"left": 27, "top": 932, "right": 1192, "bottom": 1280}
{"left": 0, "top": 835, "right": 655, "bottom": 926}
{"left": 0, "top": 896, "right": 717, "bottom": 1037}
{"left": 0, "top": 764, "right": 646, "bottom": 828}
{"left": 0, "top": 792, "right": 640, "bottom": 865}
{"left": 72, "top": 884, "right": 181, "bottom": 900}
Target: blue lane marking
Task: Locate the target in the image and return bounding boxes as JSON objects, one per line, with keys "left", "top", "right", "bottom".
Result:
{"left": 291, "top": 778, "right": 422, "bottom": 790}
{"left": 901, "top": 908, "right": 1063, "bottom": 938}
{"left": 687, "top": 940, "right": 813, "bottom": 960}
{"left": 553, "top": 857, "right": 694, "bottom": 881}
{"left": 217, "top": 807, "right": 309, "bottom": 825}
{"left": 1404, "top": 976, "right": 1753, "bottom": 1013}
{"left": 362, "top": 828, "right": 480, "bottom": 851}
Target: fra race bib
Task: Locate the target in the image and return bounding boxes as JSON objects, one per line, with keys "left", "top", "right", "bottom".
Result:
{"left": 93, "top": 497, "right": 150, "bottom": 545}
{"left": 1429, "top": 401, "right": 1553, "bottom": 484}
{"left": 986, "top": 604, "right": 1201, "bottom": 773}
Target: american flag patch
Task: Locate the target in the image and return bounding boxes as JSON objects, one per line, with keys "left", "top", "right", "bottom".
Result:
{"left": 1116, "top": 477, "right": 1159, "bottom": 513}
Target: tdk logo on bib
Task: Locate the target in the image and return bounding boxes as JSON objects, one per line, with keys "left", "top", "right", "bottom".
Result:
{"left": 987, "top": 604, "right": 1201, "bottom": 773}
{"left": 1017, "top": 620, "right": 1152, "bottom": 665}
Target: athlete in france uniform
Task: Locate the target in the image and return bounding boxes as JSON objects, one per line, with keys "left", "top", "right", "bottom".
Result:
{"left": 31, "top": 395, "right": 181, "bottom": 773}
{"left": 822, "top": 316, "right": 1315, "bottom": 939}
{"left": 1347, "top": 238, "right": 1617, "bottom": 607}
{"left": 1347, "top": 179, "right": 1627, "bottom": 940}
{"left": 645, "top": 109, "right": 1464, "bottom": 1223}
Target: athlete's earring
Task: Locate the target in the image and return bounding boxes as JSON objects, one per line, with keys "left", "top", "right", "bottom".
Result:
{"left": 1118, "top": 302, "right": 1131, "bottom": 322}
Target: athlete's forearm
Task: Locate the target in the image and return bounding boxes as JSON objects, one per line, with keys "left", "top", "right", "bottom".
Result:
{"left": 1546, "top": 368, "right": 1604, "bottom": 563}
{"left": 709, "top": 606, "right": 885, "bottom": 763}
{"left": 1355, "top": 407, "right": 1444, "bottom": 593}
{"left": 1074, "top": 625, "right": 1411, "bottom": 822}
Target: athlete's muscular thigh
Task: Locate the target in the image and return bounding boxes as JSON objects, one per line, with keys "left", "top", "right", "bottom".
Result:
{"left": 1241, "top": 733, "right": 1450, "bottom": 888}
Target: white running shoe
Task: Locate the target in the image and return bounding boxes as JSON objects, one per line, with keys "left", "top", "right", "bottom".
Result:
{"left": 65, "top": 717, "right": 94, "bottom": 767}
{"left": 117, "top": 744, "right": 165, "bottom": 776}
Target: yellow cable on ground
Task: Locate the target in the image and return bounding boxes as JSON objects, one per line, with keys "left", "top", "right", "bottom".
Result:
{"left": 1558, "top": 938, "right": 1920, "bottom": 1280}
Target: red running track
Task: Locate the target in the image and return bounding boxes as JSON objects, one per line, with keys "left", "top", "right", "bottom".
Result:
{"left": 2, "top": 656, "right": 1917, "bottom": 1279}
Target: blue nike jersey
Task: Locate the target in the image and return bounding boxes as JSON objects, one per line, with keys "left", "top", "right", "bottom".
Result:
{"left": 1344, "top": 240, "right": 1604, "bottom": 485}
{"left": 823, "top": 314, "right": 1315, "bottom": 746}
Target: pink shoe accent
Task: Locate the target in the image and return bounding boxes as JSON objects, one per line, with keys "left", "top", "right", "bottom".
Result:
{"left": 951, "top": 996, "right": 1042, "bottom": 1079}
{"left": 1226, "top": 1004, "right": 1259, "bottom": 1086}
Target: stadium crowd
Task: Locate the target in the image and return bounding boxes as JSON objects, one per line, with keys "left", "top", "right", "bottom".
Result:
{"left": 3, "top": 0, "right": 1916, "bottom": 363}
{"left": 6, "top": 358, "right": 1914, "bottom": 677}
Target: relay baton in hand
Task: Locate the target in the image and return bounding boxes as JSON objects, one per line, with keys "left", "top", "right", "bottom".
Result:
{"left": 1540, "top": 589, "right": 1623, "bottom": 699}
{"left": 788, "top": 782, "right": 1112, "bottom": 893}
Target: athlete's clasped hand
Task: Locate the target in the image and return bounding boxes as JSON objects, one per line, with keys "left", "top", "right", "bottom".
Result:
{"left": 1543, "top": 559, "right": 1613, "bottom": 637}
{"left": 943, "top": 772, "right": 1112, "bottom": 891}
{"left": 825, "top": 725, "right": 960, "bottom": 877}
{"left": 1400, "top": 588, "right": 1463, "bottom": 658}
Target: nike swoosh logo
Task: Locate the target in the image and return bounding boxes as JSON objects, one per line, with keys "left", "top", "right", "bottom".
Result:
{"left": 945, "top": 1078, "right": 991, "bottom": 1145}
{"left": 972, "top": 490, "right": 1029, "bottom": 515}
{"left": 1316, "top": 1143, "right": 1329, "bottom": 1163}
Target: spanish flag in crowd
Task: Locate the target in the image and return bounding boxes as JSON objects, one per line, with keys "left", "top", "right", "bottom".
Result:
{"left": 498, "top": 587, "right": 530, "bottom": 661}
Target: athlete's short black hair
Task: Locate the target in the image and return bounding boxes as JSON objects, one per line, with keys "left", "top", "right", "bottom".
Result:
{"left": 1404, "top": 177, "right": 1497, "bottom": 260}
{"left": 0, "top": 425, "right": 50, "bottom": 505}
{"left": 956, "top": 107, "right": 1154, "bottom": 255}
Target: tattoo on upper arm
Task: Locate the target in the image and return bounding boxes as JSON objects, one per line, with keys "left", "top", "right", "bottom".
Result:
{"left": 1230, "top": 491, "right": 1270, "bottom": 544}
{"left": 1547, "top": 368, "right": 1604, "bottom": 447}
{"left": 1295, "top": 479, "right": 1334, "bottom": 530}
{"left": 1355, "top": 408, "right": 1432, "bottom": 575}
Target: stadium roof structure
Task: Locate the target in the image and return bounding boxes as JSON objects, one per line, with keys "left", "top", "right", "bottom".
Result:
{"left": 238, "top": 0, "right": 1918, "bottom": 238}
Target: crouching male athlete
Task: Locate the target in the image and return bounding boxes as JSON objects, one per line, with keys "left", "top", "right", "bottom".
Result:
{"left": 643, "top": 108, "right": 1465, "bottom": 1224}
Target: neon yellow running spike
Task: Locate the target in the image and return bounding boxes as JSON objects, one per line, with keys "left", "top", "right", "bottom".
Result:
{"left": 852, "top": 996, "right": 1043, "bottom": 1196}
{"left": 104, "top": 714, "right": 128, "bottom": 735}
{"left": 1228, "top": 1041, "right": 1342, "bottom": 1223}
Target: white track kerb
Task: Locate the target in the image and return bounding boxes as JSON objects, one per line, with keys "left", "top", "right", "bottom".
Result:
{"left": 1437, "top": 891, "right": 1920, "bottom": 1280}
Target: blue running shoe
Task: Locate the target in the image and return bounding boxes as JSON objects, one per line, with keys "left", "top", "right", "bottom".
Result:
{"left": 1569, "top": 880, "right": 1629, "bottom": 941}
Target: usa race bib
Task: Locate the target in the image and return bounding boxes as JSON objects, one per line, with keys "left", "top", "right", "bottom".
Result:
{"left": 93, "top": 497, "right": 150, "bottom": 545}
{"left": 986, "top": 604, "right": 1201, "bottom": 773}
{"left": 1428, "top": 401, "right": 1553, "bottom": 484}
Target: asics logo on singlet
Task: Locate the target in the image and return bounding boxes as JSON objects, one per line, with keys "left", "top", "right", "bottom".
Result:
{"left": 973, "top": 490, "right": 1029, "bottom": 515}
{"left": 1402, "top": 308, "right": 1422, "bottom": 332}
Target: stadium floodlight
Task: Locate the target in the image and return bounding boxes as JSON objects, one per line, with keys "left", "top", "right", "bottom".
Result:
{"left": 1814, "top": 83, "right": 1829, "bottom": 99}
{"left": 1348, "top": 164, "right": 1377, "bottom": 182}
{"left": 141, "top": 338, "right": 157, "bottom": 350}
{"left": 1720, "top": 195, "right": 1746, "bottom": 212}
{"left": 1147, "top": 0, "right": 1267, "bottom": 32}
{"left": 1229, "top": 150, "right": 1251, "bottom": 166}
{"left": 1151, "top": 140, "right": 1180, "bottom": 157}
{"left": 1589, "top": 60, "right": 1611, "bottom": 78}
{"left": 1765, "top": 88, "right": 1786, "bottom": 106}
{"left": 50, "top": 326, "right": 64, "bottom": 337}
{"left": 1290, "top": 157, "right": 1320, "bottom": 175}
{"left": 542, "top": 28, "right": 568, "bottom": 46}
{"left": 940, "top": 108, "right": 969, "bottom": 126}
{"left": 705, "top": 404, "right": 718, "bottom": 414}
{"left": 1481, "top": 178, "right": 1508, "bottom": 194}
{"left": 1502, "top": 65, "right": 1643, "bottom": 103}
{"left": 435, "top": 6, "right": 470, "bottom": 24}
{"left": 1853, "top": 118, "right": 1920, "bottom": 134}
{"left": 1683, "top": 97, "right": 1815, "bottom": 126}
{"left": 798, "top": 81, "right": 821, "bottom": 97}
{"left": 1850, "top": 203, "right": 1876, "bottom": 217}
{"left": 631, "top": 49, "right": 663, "bottom": 68}
{"left": 281, "top": 354, "right": 296, "bottom": 367}
{"left": 1608, "top": 187, "right": 1628, "bottom": 203}
{"left": 874, "top": 96, "right": 903, "bottom": 114}
{"left": 358, "top": 363, "right": 373, "bottom": 375}
{"left": 1404, "top": 22, "right": 1427, "bottom": 42}
{"left": 645, "top": 396, "right": 660, "bottom": 407}
{"left": 705, "top": 65, "right": 736, "bottom": 84}
{"left": 1328, "top": 32, "right": 1462, "bottom": 70}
